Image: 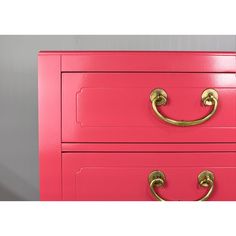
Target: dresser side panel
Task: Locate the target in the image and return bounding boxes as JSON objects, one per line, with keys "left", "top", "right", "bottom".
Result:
{"left": 38, "top": 54, "right": 62, "bottom": 200}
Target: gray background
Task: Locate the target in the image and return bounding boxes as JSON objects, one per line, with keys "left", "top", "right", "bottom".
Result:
{"left": 0, "top": 35, "right": 236, "bottom": 200}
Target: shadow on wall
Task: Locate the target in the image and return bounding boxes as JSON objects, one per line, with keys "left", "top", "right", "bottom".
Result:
{"left": 0, "top": 162, "right": 38, "bottom": 201}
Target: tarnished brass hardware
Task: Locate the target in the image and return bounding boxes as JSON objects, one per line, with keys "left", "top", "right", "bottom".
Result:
{"left": 150, "top": 88, "right": 218, "bottom": 126}
{"left": 148, "top": 171, "right": 166, "bottom": 201}
{"left": 148, "top": 170, "right": 214, "bottom": 201}
{"left": 197, "top": 170, "right": 214, "bottom": 201}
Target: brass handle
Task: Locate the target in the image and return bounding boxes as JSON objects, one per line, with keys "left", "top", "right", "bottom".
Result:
{"left": 150, "top": 88, "right": 218, "bottom": 126}
{"left": 148, "top": 170, "right": 214, "bottom": 201}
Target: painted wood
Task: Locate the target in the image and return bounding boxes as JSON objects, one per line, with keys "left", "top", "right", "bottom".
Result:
{"left": 62, "top": 72, "right": 236, "bottom": 142}
{"left": 60, "top": 51, "right": 236, "bottom": 72}
{"left": 38, "top": 51, "right": 236, "bottom": 201}
{"left": 62, "top": 153, "right": 236, "bottom": 201}
{"left": 38, "top": 54, "right": 62, "bottom": 200}
{"left": 62, "top": 143, "right": 236, "bottom": 152}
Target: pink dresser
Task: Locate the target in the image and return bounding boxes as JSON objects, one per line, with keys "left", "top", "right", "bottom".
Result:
{"left": 38, "top": 51, "right": 236, "bottom": 201}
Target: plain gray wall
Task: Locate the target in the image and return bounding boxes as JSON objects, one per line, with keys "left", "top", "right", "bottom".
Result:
{"left": 0, "top": 35, "right": 236, "bottom": 200}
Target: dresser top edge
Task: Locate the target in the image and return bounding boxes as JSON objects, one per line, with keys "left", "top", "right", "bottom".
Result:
{"left": 38, "top": 51, "right": 236, "bottom": 56}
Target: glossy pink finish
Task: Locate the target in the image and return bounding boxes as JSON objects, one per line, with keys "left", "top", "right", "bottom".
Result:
{"left": 38, "top": 54, "right": 62, "bottom": 200}
{"left": 62, "top": 72, "right": 236, "bottom": 142}
{"left": 60, "top": 51, "right": 236, "bottom": 72}
{"left": 62, "top": 153, "right": 236, "bottom": 201}
{"left": 38, "top": 51, "right": 236, "bottom": 201}
{"left": 62, "top": 143, "right": 236, "bottom": 152}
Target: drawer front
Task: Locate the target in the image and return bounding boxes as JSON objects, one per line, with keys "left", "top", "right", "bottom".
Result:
{"left": 62, "top": 153, "right": 236, "bottom": 201}
{"left": 62, "top": 73, "right": 236, "bottom": 142}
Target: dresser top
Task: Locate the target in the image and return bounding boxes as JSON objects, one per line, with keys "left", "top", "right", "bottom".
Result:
{"left": 39, "top": 50, "right": 236, "bottom": 55}
{"left": 38, "top": 51, "right": 236, "bottom": 72}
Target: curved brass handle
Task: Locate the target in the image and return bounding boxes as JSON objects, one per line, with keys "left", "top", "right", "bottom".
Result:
{"left": 150, "top": 88, "right": 218, "bottom": 126}
{"left": 148, "top": 170, "right": 214, "bottom": 201}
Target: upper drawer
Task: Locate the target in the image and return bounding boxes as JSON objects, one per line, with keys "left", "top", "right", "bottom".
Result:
{"left": 62, "top": 72, "right": 236, "bottom": 143}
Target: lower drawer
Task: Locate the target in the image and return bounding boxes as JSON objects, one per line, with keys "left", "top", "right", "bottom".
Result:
{"left": 62, "top": 152, "right": 236, "bottom": 201}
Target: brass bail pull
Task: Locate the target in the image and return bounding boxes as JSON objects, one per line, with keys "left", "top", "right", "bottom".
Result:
{"left": 150, "top": 88, "right": 218, "bottom": 126}
{"left": 148, "top": 170, "right": 214, "bottom": 201}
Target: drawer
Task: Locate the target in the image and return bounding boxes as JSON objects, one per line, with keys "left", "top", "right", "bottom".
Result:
{"left": 62, "top": 152, "right": 236, "bottom": 201}
{"left": 62, "top": 73, "right": 236, "bottom": 142}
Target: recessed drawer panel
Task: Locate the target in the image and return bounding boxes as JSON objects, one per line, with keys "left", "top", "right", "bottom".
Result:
{"left": 62, "top": 153, "right": 236, "bottom": 201}
{"left": 62, "top": 73, "right": 236, "bottom": 142}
